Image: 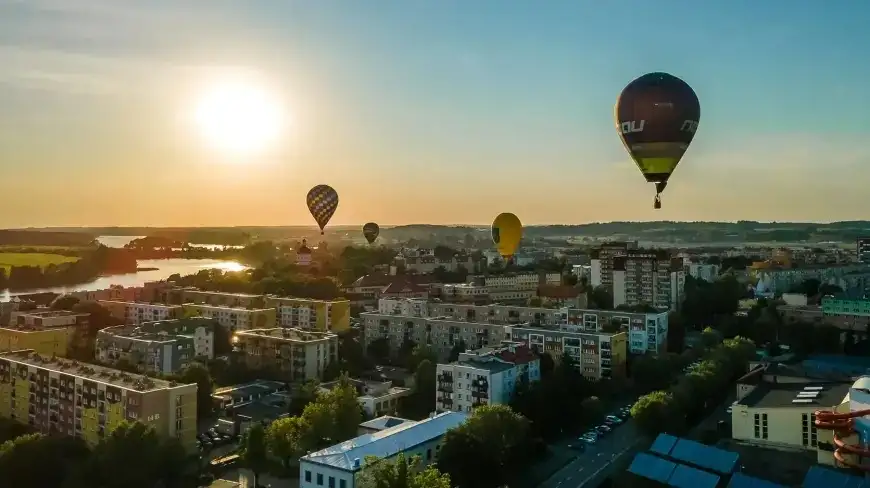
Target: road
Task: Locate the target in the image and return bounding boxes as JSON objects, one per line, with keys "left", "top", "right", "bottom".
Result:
{"left": 539, "top": 421, "right": 643, "bottom": 488}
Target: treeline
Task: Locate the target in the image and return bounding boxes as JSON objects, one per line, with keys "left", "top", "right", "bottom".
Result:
{"left": 0, "top": 230, "right": 97, "bottom": 247}
{"left": 122, "top": 236, "right": 244, "bottom": 260}
{"left": 169, "top": 268, "right": 344, "bottom": 300}
{"left": 0, "top": 246, "right": 137, "bottom": 291}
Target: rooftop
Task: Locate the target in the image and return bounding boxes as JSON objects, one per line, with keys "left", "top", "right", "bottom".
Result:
{"left": 183, "top": 303, "right": 274, "bottom": 312}
{"left": 359, "top": 416, "right": 414, "bottom": 432}
{"left": 182, "top": 289, "right": 263, "bottom": 298}
{"left": 301, "top": 411, "right": 468, "bottom": 471}
{"left": 99, "top": 317, "right": 216, "bottom": 342}
{"left": 737, "top": 382, "right": 850, "bottom": 409}
{"left": 456, "top": 359, "right": 514, "bottom": 374}
{"left": 230, "top": 393, "right": 291, "bottom": 422}
{"left": 212, "top": 380, "right": 287, "bottom": 401}
{"left": 235, "top": 327, "right": 336, "bottom": 342}
{"left": 267, "top": 296, "right": 349, "bottom": 304}
{"left": 0, "top": 350, "right": 188, "bottom": 392}
{"left": 13, "top": 310, "right": 88, "bottom": 318}
{"left": 97, "top": 300, "right": 181, "bottom": 308}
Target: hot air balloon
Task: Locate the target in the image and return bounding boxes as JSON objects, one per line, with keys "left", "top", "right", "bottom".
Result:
{"left": 615, "top": 72, "right": 700, "bottom": 209}
{"left": 363, "top": 222, "right": 380, "bottom": 244}
{"left": 491, "top": 213, "right": 522, "bottom": 263}
{"left": 306, "top": 184, "right": 339, "bottom": 235}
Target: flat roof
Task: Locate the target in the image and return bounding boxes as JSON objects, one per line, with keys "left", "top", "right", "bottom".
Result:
{"left": 455, "top": 359, "right": 514, "bottom": 374}
{"left": 183, "top": 303, "right": 274, "bottom": 312}
{"left": 359, "top": 416, "right": 414, "bottom": 431}
{"left": 13, "top": 310, "right": 88, "bottom": 318}
{"left": 359, "top": 387, "right": 411, "bottom": 401}
{"left": 301, "top": 411, "right": 468, "bottom": 471}
{"left": 97, "top": 300, "right": 181, "bottom": 308}
{"left": 738, "top": 382, "right": 850, "bottom": 409}
{"left": 0, "top": 350, "right": 189, "bottom": 392}
{"left": 235, "top": 327, "right": 336, "bottom": 342}
{"left": 183, "top": 289, "right": 263, "bottom": 298}
{"left": 213, "top": 380, "right": 286, "bottom": 400}
{"left": 266, "top": 296, "right": 349, "bottom": 304}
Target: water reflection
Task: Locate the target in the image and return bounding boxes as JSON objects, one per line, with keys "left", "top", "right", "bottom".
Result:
{"left": 1, "top": 258, "right": 249, "bottom": 300}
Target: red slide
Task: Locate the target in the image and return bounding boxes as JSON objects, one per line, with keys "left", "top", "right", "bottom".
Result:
{"left": 815, "top": 409, "right": 870, "bottom": 471}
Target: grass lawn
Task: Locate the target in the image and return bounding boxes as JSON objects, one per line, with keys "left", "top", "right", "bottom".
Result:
{"left": 0, "top": 252, "right": 80, "bottom": 272}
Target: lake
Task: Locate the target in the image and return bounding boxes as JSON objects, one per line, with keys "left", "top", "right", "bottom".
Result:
{"left": 1, "top": 235, "right": 250, "bottom": 299}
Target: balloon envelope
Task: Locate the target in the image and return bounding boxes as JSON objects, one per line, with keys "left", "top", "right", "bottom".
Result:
{"left": 615, "top": 72, "right": 700, "bottom": 187}
{"left": 306, "top": 185, "right": 339, "bottom": 234}
{"left": 363, "top": 222, "right": 380, "bottom": 244}
{"left": 491, "top": 213, "right": 522, "bottom": 259}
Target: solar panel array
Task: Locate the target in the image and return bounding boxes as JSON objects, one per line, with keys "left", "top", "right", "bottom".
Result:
{"left": 727, "top": 472, "right": 787, "bottom": 488}
{"left": 628, "top": 452, "right": 720, "bottom": 488}
{"left": 802, "top": 465, "right": 870, "bottom": 488}
{"left": 669, "top": 437, "right": 739, "bottom": 474}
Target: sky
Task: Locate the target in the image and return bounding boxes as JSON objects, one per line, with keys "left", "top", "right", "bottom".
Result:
{"left": 1, "top": 0, "right": 869, "bottom": 227}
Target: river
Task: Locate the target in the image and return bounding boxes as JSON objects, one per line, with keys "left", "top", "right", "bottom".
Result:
{"left": 1, "top": 236, "right": 249, "bottom": 300}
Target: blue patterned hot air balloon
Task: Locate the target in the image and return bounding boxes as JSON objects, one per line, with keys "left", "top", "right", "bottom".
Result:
{"left": 306, "top": 184, "right": 339, "bottom": 235}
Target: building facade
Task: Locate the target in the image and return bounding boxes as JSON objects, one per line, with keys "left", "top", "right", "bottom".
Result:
{"left": 435, "top": 343, "right": 540, "bottom": 413}
{"left": 95, "top": 317, "right": 217, "bottom": 375}
{"left": 181, "top": 304, "right": 276, "bottom": 333}
{"left": 0, "top": 350, "right": 198, "bottom": 449}
{"left": 612, "top": 251, "right": 685, "bottom": 311}
{"left": 506, "top": 325, "right": 627, "bottom": 381}
{"left": 0, "top": 310, "right": 91, "bottom": 358}
{"left": 360, "top": 313, "right": 508, "bottom": 362}
{"left": 97, "top": 301, "right": 183, "bottom": 325}
{"left": 235, "top": 328, "right": 338, "bottom": 382}
{"left": 560, "top": 307, "right": 668, "bottom": 354}
{"left": 686, "top": 262, "right": 721, "bottom": 282}
{"left": 590, "top": 241, "right": 638, "bottom": 290}
{"left": 162, "top": 289, "right": 266, "bottom": 309}
{"left": 265, "top": 297, "right": 350, "bottom": 333}
{"left": 299, "top": 411, "right": 468, "bottom": 488}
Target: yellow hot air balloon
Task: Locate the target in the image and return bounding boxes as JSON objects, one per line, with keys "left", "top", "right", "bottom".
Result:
{"left": 491, "top": 213, "right": 522, "bottom": 261}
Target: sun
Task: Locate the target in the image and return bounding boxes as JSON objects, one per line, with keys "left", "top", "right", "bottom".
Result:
{"left": 193, "top": 78, "right": 285, "bottom": 156}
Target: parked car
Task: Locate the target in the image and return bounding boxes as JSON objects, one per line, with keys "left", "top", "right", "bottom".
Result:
{"left": 596, "top": 425, "right": 612, "bottom": 435}
{"left": 606, "top": 415, "right": 623, "bottom": 424}
{"left": 580, "top": 436, "right": 597, "bottom": 445}
{"left": 568, "top": 443, "right": 586, "bottom": 452}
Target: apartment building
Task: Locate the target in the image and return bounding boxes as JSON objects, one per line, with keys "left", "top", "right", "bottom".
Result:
{"left": 376, "top": 298, "right": 567, "bottom": 327}
{"left": 235, "top": 328, "right": 338, "bottom": 382}
{"left": 435, "top": 343, "right": 540, "bottom": 413}
{"left": 95, "top": 317, "right": 217, "bottom": 375}
{"left": 299, "top": 411, "right": 468, "bottom": 488}
{"left": 344, "top": 274, "right": 437, "bottom": 304}
{"left": 0, "top": 350, "right": 198, "bottom": 450}
{"left": 379, "top": 279, "right": 429, "bottom": 300}
{"left": 590, "top": 241, "right": 638, "bottom": 289}
{"left": 319, "top": 378, "right": 412, "bottom": 417}
{"left": 360, "top": 313, "right": 508, "bottom": 362}
{"left": 506, "top": 325, "right": 627, "bottom": 381}
{"left": 10, "top": 309, "right": 90, "bottom": 329}
{"left": 686, "top": 262, "right": 721, "bottom": 282}
{"left": 561, "top": 307, "right": 668, "bottom": 354}
{"left": 378, "top": 298, "right": 429, "bottom": 318}
{"left": 393, "top": 249, "right": 474, "bottom": 274}
{"left": 612, "top": 251, "right": 685, "bottom": 311}
{"left": 71, "top": 282, "right": 171, "bottom": 304}
{"left": 477, "top": 272, "right": 562, "bottom": 290}
{"left": 97, "top": 301, "right": 183, "bottom": 325}
{"left": 265, "top": 296, "right": 351, "bottom": 333}
{"left": 181, "top": 303, "right": 276, "bottom": 333}
{"left": 161, "top": 288, "right": 266, "bottom": 309}
{"left": 752, "top": 263, "right": 870, "bottom": 298}
{"left": 0, "top": 310, "right": 89, "bottom": 357}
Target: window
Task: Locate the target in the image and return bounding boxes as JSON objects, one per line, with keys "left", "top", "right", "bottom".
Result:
{"left": 329, "top": 476, "right": 335, "bottom": 488}
{"left": 305, "top": 471, "right": 311, "bottom": 482}
{"left": 427, "top": 448, "right": 432, "bottom": 460}
{"left": 340, "top": 479, "right": 346, "bottom": 488}
{"left": 317, "top": 473, "right": 323, "bottom": 485}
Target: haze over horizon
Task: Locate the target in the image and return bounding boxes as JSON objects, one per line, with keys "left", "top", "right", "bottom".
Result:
{"left": 2, "top": 1, "right": 869, "bottom": 228}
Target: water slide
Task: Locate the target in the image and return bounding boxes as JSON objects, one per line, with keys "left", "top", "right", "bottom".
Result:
{"left": 814, "top": 408, "right": 870, "bottom": 471}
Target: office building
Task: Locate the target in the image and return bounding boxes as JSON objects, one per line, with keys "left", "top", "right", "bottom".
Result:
{"left": 360, "top": 313, "right": 508, "bottom": 362}
{"left": 299, "top": 411, "right": 468, "bottom": 488}
{"left": 95, "top": 317, "right": 217, "bottom": 375}
{"left": 181, "top": 303, "right": 276, "bottom": 333}
{"left": 506, "top": 325, "right": 627, "bottom": 381}
{"left": 235, "top": 328, "right": 338, "bottom": 382}
{"left": 265, "top": 296, "right": 351, "bottom": 333}
{"left": 0, "top": 350, "right": 197, "bottom": 449}
{"left": 612, "top": 251, "right": 685, "bottom": 311}
{"left": 97, "top": 301, "right": 183, "bottom": 325}
{"left": 590, "top": 241, "right": 638, "bottom": 289}
{"left": 435, "top": 343, "right": 540, "bottom": 413}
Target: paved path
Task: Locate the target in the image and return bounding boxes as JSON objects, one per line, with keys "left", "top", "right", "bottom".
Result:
{"left": 539, "top": 421, "right": 643, "bottom": 488}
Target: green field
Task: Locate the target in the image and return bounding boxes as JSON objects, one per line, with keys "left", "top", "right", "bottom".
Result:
{"left": 0, "top": 253, "right": 81, "bottom": 272}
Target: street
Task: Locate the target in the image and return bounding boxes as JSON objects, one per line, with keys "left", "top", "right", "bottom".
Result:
{"left": 539, "top": 421, "right": 643, "bottom": 488}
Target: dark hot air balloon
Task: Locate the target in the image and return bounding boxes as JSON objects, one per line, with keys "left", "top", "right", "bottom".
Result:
{"left": 615, "top": 72, "right": 700, "bottom": 209}
{"left": 363, "top": 222, "right": 380, "bottom": 244}
{"left": 306, "top": 184, "right": 339, "bottom": 235}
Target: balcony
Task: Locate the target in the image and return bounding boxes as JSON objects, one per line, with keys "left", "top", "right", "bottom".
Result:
{"left": 437, "top": 383, "right": 454, "bottom": 393}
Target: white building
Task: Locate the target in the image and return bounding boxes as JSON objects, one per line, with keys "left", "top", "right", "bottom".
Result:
{"left": 378, "top": 298, "right": 429, "bottom": 317}
{"left": 319, "top": 378, "right": 413, "bottom": 418}
{"left": 480, "top": 272, "right": 561, "bottom": 290}
{"left": 435, "top": 343, "right": 540, "bottom": 413}
{"left": 299, "top": 411, "right": 468, "bottom": 488}
{"left": 97, "top": 301, "right": 183, "bottom": 325}
{"left": 686, "top": 262, "right": 721, "bottom": 282}
{"left": 183, "top": 304, "right": 276, "bottom": 332}
{"left": 611, "top": 251, "right": 685, "bottom": 311}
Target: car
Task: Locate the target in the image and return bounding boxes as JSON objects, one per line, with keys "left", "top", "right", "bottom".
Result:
{"left": 568, "top": 443, "right": 586, "bottom": 452}
{"left": 596, "top": 425, "right": 611, "bottom": 435}
{"left": 583, "top": 430, "right": 599, "bottom": 439}
{"left": 579, "top": 436, "right": 597, "bottom": 444}
{"left": 201, "top": 441, "right": 213, "bottom": 450}
{"left": 221, "top": 434, "right": 233, "bottom": 443}
{"left": 606, "top": 415, "right": 623, "bottom": 424}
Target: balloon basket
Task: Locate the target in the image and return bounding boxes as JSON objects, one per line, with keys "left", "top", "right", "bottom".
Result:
{"left": 654, "top": 194, "right": 662, "bottom": 210}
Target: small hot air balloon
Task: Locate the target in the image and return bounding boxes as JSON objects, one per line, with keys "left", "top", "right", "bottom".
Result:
{"left": 491, "top": 213, "right": 522, "bottom": 263}
{"left": 306, "top": 184, "right": 339, "bottom": 235}
{"left": 363, "top": 222, "right": 380, "bottom": 244}
{"left": 615, "top": 72, "right": 700, "bottom": 209}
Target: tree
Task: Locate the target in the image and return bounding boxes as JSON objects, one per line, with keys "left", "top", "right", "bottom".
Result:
{"left": 239, "top": 423, "right": 271, "bottom": 487}
{"left": 588, "top": 286, "right": 613, "bottom": 310}
{"left": 0, "top": 433, "right": 90, "bottom": 488}
{"left": 438, "top": 405, "right": 530, "bottom": 488}
{"left": 212, "top": 322, "right": 233, "bottom": 355}
{"left": 175, "top": 361, "right": 213, "bottom": 420}
{"left": 358, "top": 453, "right": 451, "bottom": 488}
{"left": 408, "top": 344, "right": 436, "bottom": 372}
{"left": 631, "top": 391, "right": 684, "bottom": 438}
{"left": 84, "top": 421, "right": 181, "bottom": 488}
{"left": 266, "top": 416, "right": 311, "bottom": 470}
{"left": 290, "top": 380, "right": 320, "bottom": 416}
{"left": 447, "top": 341, "right": 467, "bottom": 362}
{"left": 50, "top": 294, "right": 80, "bottom": 310}
{"left": 327, "top": 375, "right": 365, "bottom": 439}
{"left": 539, "top": 352, "right": 555, "bottom": 378}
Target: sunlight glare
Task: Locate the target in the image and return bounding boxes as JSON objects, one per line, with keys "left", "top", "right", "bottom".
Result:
{"left": 193, "top": 78, "right": 285, "bottom": 157}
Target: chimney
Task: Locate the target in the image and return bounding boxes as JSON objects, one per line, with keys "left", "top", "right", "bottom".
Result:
{"left": 353, "top": 458, "right": 361, "bottom": 469}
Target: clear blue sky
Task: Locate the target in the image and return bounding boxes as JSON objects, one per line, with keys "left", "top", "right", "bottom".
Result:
{"left": 1, "top": 0, "right": 868, "bottom": 227}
